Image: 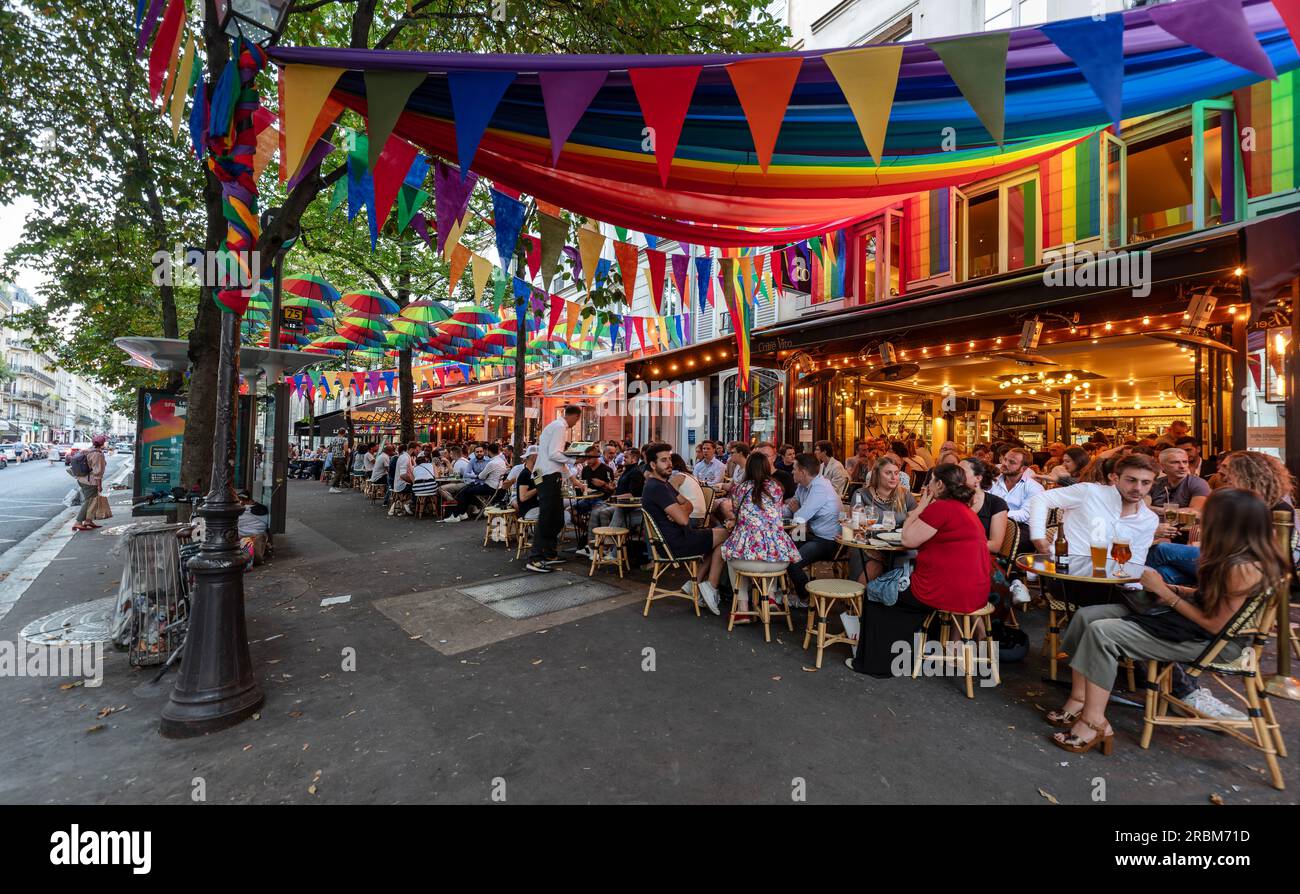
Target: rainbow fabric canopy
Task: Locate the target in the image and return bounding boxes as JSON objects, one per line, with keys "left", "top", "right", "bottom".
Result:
{"left": 273, "top": 0, "right": 1300, "bottom": 246}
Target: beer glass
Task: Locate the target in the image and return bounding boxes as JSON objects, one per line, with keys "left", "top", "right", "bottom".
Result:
{"left": 880, "top": 510, "right": 896, "bottom": 532}
{"left": 1111, "top": 539, "right": 1132, "bottom": 576}
{"left": 1089, "top": 542, "right": 1108, "bottom": 577}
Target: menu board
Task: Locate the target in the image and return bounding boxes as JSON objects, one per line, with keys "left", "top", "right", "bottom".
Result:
{"left": 134, "top": 389, "right": 186, "bottom": 514}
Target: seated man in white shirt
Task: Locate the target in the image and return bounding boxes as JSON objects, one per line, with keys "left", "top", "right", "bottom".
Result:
{"left": 990, "top": 447, "right": 1045, "bottom": 548}
{"left": 1026, "top": 453, "right": 1161, "bottom": 605}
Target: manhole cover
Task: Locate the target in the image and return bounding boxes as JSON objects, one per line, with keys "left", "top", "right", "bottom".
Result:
{"left": 459, "top": 572, "right": 624, "bottom": 619}
{"left": 20, "top": 597, "right": 118, "bottom": 645}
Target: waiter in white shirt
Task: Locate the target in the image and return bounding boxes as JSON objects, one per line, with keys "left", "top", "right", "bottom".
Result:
{"left": 1026, "top": 453, "right": 1160, "bottom": 604}
{"left": 526, "top": 405, "right": 583, "bottom": 572}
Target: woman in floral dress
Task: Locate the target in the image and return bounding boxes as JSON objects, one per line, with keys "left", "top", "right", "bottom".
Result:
{"left": 722, "top": 451, "right": 802, "bottom": 619}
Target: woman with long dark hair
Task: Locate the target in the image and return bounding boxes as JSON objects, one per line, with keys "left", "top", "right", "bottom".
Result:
{"left": 849, "top": 464, "right": 991, "bottom": 677}
{"left": 721, "top": 451, "right": 801, "bottom": 619}
{"left": 1048, "top": 446, "right": 1091, "bottom": 486}
{"left": 1046, "top": 488, "right": 1290, "bottom": 755}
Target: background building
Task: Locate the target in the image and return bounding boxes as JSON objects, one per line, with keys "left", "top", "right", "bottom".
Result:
{"left": 1, "top": 284, "right": 130, "bottom": 443}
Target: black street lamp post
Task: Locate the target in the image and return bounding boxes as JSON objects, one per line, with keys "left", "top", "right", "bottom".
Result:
{"left": 161, "top": 0, "right": 293, "bottom": 738}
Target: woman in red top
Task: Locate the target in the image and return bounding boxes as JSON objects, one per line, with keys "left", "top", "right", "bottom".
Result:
{"left": 851, "top": 464, "right": 991, "bottom": 677}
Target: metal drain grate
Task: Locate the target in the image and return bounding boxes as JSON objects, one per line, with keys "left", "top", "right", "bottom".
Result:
{"left": 460, "top": 572, "right": 624, "bottom": 619}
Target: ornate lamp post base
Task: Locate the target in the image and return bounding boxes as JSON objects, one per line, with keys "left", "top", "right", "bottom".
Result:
{"left": 161, "top": 314, "right": 265, "bottom": 738}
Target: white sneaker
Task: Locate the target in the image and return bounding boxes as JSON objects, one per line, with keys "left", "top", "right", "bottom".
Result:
{"left": 1009, "top": 579, "right": 1032, "bottom": 605}
{"left": 698, "top": 581, "right": 721, "bottom": 616}
{"left": 1183, "top": 688, "right": 1246, "bottom": 720}
{"left": 575, "top": 546, "right": 592, "bottom": 558}
{"left": 328, "top": 487, "right": 343, "bottom": 494}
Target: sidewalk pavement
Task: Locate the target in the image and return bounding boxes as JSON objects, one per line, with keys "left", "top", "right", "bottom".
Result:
{"left": 0, "top": 478, "right": 1295, "bottom": 804}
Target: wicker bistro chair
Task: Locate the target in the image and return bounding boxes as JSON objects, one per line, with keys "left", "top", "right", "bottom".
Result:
{"left": 728, "top": 565, "right": 794, "bottom": 642}
{"left": 514, "top": 517, "right": 536, "bottom": 561}
{"left": 640, "top": 510, "right": 704, "bottom": 617}
{"left": 482, "top": 506, "right": 517, "bottom": 547}
{"left": 699, "top": 486, "right": 716, "bottom": 522}
{"left": 912, "top": 602, "right": 1000, "bottom": 699}
{"left": 996, "top": 519, "right": 1022, "bottom": 629}
{"left": 1136, "top": 579, "right": 1289, "bottom": 790}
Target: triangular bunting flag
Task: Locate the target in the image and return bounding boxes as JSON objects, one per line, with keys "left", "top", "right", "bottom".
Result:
{"left": 613, "top": 240, "right": 639, "bottom": 304}
{"left": 169, "top": 34, "right": 195, "bottom": 138}
{"left": 147, "top": 0, "right": 185, "bottom": 102}
{"left": 628, "top": 65, "right": 702, "bottom": 186}
{"left": 670, "top": 253, "right": 690, "bottom": 304}
{"left": 578, "top": 227, "right": 606, "bottom": 293}
{"left": 280, "top": 65, "right": 346, "bottom": 181}
{"left": 444, "top": 212, "right": 470, "bottom": 259}
{"left": 725, "top": 56, "right": 803, "bottom": 173}
{"left": 693, "top": 257, "right": 713, "bottom": 313}
{"left": 364, "top": 70, "right": 427, "bottom": 170}
{"left": 372, "top": 136, "right": 419, "bottom": 229}
{"left": 547, "top": 295, "right": 565, "bottom": 340}
{"left": 929, "top": 33, "right": 1010, "bottom": 146}
{"left": 564, "top": 301, "right": 581, "bottom": 344}
{"left": 646, "top": 248, "right": 667, "bottom": 314}
{"left": 137, "top": 0, "right": 165, "bottom": 57}
{"left": 1148, "top": 0, "right": 1276, "bottom": 81}
{"left": 434, "top": 159, "right": 477, "bottom": 254}
{"left": 823, "top": 46, "right": 904, "bottom": 164}
{"left": 396, "top": 186, "right": 431, "bottom": 232}
{"left": 448, "top": 243, "right": 471, "bottom": 300}
{"left": 491, "top": 188, "right": 527, "bottom": 270}
{"left": 538, "top": 69, "right": 607, "bottom": 165}
{"left": 447, "top": 70, "right": 517, "bottom": 178}
{"left": 471, "top": 253, "right": 493, "bottom": 302}
{"left": 522, "top": 234, "right": 542, "bottom": 281}
{"left": 537, "top": 212, "right": 567, "bottom": 291}
{"left": 1041, "top": 16, "right": 1126, "bottom": 129}
{"left": 1274, "top": 0, "right": 1300, "bottom": 52}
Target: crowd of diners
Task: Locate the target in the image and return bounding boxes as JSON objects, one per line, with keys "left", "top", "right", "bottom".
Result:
{"left": 294, "top": 412, "right": 1297, "bottom": 757}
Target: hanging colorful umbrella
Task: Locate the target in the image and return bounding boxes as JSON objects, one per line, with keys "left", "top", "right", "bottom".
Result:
{"left": 257, "top": 331, "right": 309, "bottom": 347}
{"left": 339, "top": 313, "right": 391, "bottom": 332}
{"left": 450, "top": 303, "right": 500, "bottom": 327}
{"left": 309, "top": 334, "right": 359, "bottom": 351}
{"left": 482, "top": 327, "right": 516, "bottom": 347}
{"left": 340, "top": 289, "right": 402, "bottom": 316}
{"left": 391, "top": 318, "right": 431, "bottom": 337}
{"left": 399, "top": 300, "right": 452, "bottom": 323}
{"left": 336, "top": 324, "right": 387, "bottom": 346}
{"left": 282, "top": 274, "right": 341, "bottom": 303}
{"left": 283, "top": 295, "right": 333, "bottom": 318}
{"left": 498, "top": 315, "right": 542, "bottom": 334}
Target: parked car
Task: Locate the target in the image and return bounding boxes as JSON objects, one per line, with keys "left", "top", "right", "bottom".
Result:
{"left": 115, "top": 442, "right": 134, "bottom": 455}
{"left": 0, "top": 443, "right": 22, "bottom": 463}
{"left": 25, "top": 443, "right": 46, "bottom": 460}
{"left": 51, "top": 444, "right": 73, "bottom": 461}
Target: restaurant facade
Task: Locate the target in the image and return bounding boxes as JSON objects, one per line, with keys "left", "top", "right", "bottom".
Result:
{"left": 625, "top": 80, "right": 1300, "bottom": 482}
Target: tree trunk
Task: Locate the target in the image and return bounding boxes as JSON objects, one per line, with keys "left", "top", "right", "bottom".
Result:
{"left": 397, "top": 238, "right": 415, "bottom": 444}
{"left": 179, "top": 1, "right": 232, "bottom": 494}
{"left": 181, "top": 170, "right": 226, "bottom": 493}
{"left": 513, "top": 300, "right": 526, "bottom": 456}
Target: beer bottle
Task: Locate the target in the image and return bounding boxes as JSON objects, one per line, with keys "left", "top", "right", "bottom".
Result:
{"left": 1054, "top": 523, "right": 1069, "bottom": 561}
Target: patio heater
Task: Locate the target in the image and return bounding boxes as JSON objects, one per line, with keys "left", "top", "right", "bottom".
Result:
{"left": 161, "top": 0, "right": 292, "bottom": 738}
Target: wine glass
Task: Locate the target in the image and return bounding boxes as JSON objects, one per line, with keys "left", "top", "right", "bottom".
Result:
{"left": 880, "top": 510, "right": 896, "bottom": 532}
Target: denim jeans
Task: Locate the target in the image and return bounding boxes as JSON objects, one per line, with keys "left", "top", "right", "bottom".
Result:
{"left": 1147, "top": 542, "right": 1200, "bottom": 586}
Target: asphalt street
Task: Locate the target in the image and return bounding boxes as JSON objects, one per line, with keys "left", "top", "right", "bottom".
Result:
{"left": 0, "top": 454, "right": 127, "bottom": 556}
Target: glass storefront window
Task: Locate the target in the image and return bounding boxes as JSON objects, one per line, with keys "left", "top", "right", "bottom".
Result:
{"left": 967, "top": 192, "right": 1000, "bottom": 278}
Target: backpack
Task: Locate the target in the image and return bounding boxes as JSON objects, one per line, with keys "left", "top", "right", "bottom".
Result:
{"left": 68, "top": 450, "right": 92, "bottom": 478}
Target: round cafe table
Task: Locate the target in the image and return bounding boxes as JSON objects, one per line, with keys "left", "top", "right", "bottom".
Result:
{"left": 1012, "top": 552, "right": 1141, "bottom": 585}
{"left": 1014, "top": 553, "right": 1141, "bottom": 684}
